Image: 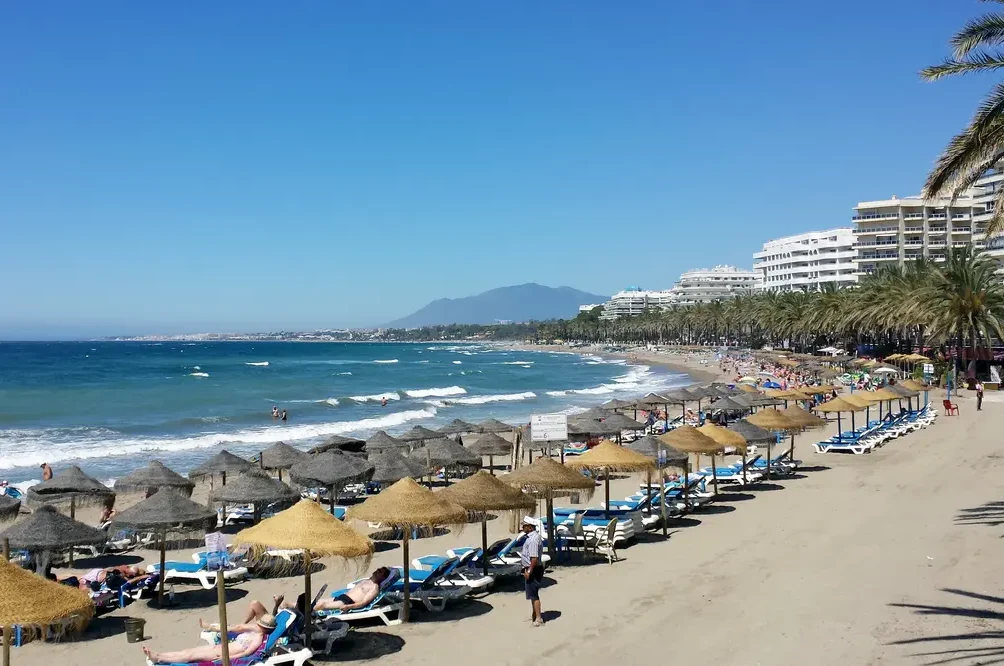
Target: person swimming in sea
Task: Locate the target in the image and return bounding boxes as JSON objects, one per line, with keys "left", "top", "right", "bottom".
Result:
{"left": 281, "top": 409, "right": 287, "bottom": 421}
{"left": 380, "top": 397, "right": 387, "bottom": 407}
{"left": 271, "top": 406, "right": 279, "bottom": 418}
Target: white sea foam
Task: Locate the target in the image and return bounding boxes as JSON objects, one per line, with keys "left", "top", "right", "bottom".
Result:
{"left": 452, "top": 361, "right": 462, "bottom": 365}
{"left": 245, "top": 361, "right": 269, "bottom": 367}
{"left": 193, "top": 366, "right": 201, "bottom": 370}
{"left": 321, "top": 398, "right": 340, "bottom": 407}
{"left": 0, "top": 408, "right": 437, "bottom": 470}
{"left": 349, "top": 393, "right": 401, "bottom": 403}
{"left": 190, "top": 372, "right": 209, "bottom": 377}
{"left": 501, "top": 361, "right": 534, "bottom": 365}
{"left": 373, "top": 359, "right": 399, "bottom": 364}
{"left": 403, "top": 386, "right": 467, "bottom": 399}
{"left": 432, "top": 391, "right": 536, "bottom": 406}
{"left": 415, "top": 361, "right": 430, "bottom": 364}
{"left": 338, "top": 372, "right": 353, "bottom": 376}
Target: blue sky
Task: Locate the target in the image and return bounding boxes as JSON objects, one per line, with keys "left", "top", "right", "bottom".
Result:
{"left": 0, "top": 1, "right": 992, "bottom": 336}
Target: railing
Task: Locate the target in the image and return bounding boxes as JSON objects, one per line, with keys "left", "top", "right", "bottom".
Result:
{"left": 904, "top": 226, "right": 923, "bottom": 232}
{"left": 853, "top": 225, "right": 899, "bottom": 233}
{"left": 929, "top": 214, "right": 947, "bottom": 220}
{"left": 928, "top": 227, "right": 946, "bottom": 233}
{"left": 852, "top": 213, "right": 898, "bottom": 221}
{"left": 903, "top": 214, "right": 924, "bottom": 221}
{"left": 951, "top": 227, "right": 971, "bottom": 233}
{"left": 853, "top": 240, "right": 899, "bottom": 247}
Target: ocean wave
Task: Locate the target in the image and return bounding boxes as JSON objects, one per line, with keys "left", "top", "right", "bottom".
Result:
{"left": 403, "top": 386, "right": 467, "bottom": 399}
{"left": 245, "top": 361, "right": 269, "bottom": 367}
{"left": 190, "top": 372, "right": 209, "bottom": 378}
{"left": 452, "top": 361, "right": 462, "bottom": 365}
{"left": 434, "top": 391, "right": 536, "bottom": 406}
{"left": 0, "top": 408, "right": 437, "bottom": 470}
{"left": 349, "top": 393, "right": 401, "bottom": 403}
{"left": 373, "top": 359, "right": 399, "bottom": 364}
{"left": 198, "top": 416, "right": 227, "bottom": 423}
{"left": 501, "top": 361, "right": 534, "bottom": 365}
{"left": 320, "top": 398, "right": 340, "bottom": 407}
{"left": 193, "top": 366, "right": 201, "bottom": 370}
{"left": 337, "top": 372, "right": 353, "bottom": 376}
{"left": 415, "top": 361, "right": 430, "bottom": 364}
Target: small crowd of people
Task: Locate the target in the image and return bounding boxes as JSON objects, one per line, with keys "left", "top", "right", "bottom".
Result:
{"left": 270, "top": 406, "right": 288, "bottom": 421}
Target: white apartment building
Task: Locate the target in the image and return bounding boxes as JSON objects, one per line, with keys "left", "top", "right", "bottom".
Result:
{"left": 753, "top": 228, "right": 857, "bottom": 292}
{"left": 668, "top": 265, "right": 761, "bottom": 305}
{"left": 600, "top": 288, "right": 675, "bottom": 320}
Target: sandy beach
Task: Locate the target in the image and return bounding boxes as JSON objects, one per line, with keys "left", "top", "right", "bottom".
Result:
{"left": 11, "top": 364, "right": 998, "bottom": 666}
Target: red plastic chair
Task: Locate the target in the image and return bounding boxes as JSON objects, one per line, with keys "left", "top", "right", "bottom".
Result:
{"left": 942, "top": 399, "right": 959, "bottom": 415}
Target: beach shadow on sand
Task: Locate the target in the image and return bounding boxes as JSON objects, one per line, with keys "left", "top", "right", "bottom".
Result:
{"left": 694, "top": 504, "right": 737, "bottom": 516}
{"left": 797, "top": 465, "right": 831, "bottom": 473}
{"left": 310, "top": 631, "right": 405, "bottom": 662}
{"left": 78, "top": 616, "right": 129, "bottom": 642}
{"left": 410, "top": 599, "right": 493, "bottom": 624}
{"left": 888, "top": 588, "right": 1004, "bottom": 665}
{"left": 748, "top": 482, "right": 786, "bottom": 492}
{"left": 372, "top": 541, "right": 401, "bottom": 553}
{"left": 714, "top": 492, "right": 755, "bottom": 503}
{"left": 70, "top": 553, "right": 146, "bottom": 569}
{"left": 148, "top": 587, "right": 249, "bottom": 610}
{"left": 954, "top": 500, "right": 1004, "bottom": 528}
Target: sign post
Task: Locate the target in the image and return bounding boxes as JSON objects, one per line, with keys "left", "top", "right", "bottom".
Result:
{"left": 529, "top": 413, "right": 568, "bottom": 563}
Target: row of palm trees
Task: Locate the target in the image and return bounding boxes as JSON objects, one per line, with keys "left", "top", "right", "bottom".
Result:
{"left": 536, "top": 248, "right": 1004, "bottom": 362}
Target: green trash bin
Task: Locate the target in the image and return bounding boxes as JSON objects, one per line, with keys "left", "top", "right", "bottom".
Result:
{"left": 124, "top": 617, "right": 146, "bottom": 643}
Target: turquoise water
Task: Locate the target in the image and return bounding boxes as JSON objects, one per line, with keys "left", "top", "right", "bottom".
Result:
{"left": 0, "top": 341, "right": 687, "bottom": 484}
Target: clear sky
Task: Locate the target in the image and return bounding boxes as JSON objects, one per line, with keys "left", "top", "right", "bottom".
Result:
{"left": 0, "top": 1, "right": 992, "bottom": 337}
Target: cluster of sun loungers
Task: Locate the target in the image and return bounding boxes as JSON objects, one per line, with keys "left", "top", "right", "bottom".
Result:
{"left": 813, "top": 405, "right": 937, "bottom": 455}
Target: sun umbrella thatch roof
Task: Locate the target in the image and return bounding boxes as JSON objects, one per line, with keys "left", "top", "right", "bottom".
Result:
{"left": 437, "top": 471, "right": 535, "bottom": 514}
{"left": 398, "top": 425, "right": 442, "bottom": 442}
{"left": 0, "top": 495, "right": 21, "bottom": 522}
{"left": 728, "top": 420, "right": 777, "bottom": 444}
{"left": 0, "top": 557, "right": 94, "bottom": 634}
{"left": 697, "top": 423, "right": 747, "bottom": 449}
{"left": 259, "top": 442, "right": 309, "bottom": 470}
{"left": 111, "top": 488, "right": 217, "bottom": 532}
{"left": 290, "top": 450, "right": 375, "bottom": 488}
{"left": 565, "top": 440, "right": 657, "bottom": 472}
{"left": 710, "top": 396, "right": 750, "bottom": 411}
{"left": 780, "top": 405, "right": 826, "bottom": 428}
{"left": 438, "top": 419, "right": 480, "bottom": 435}
{"left": 866, "top": 388, "right": 903, "bottom": 401}
{"left": 307, "top": 435, "right": 367, "bottom": 455}
{"left": 661, "top": 388, "right": 696, "bottom": 403}
{"left": 349, "top": 477, "right": 467, "bottom": 528}
{"left": 567, "top": 418, "right": 622, "bottom": 436}
{"left": 368, "top": 450, "right": 426, "bottom": 484}
{"left": 26, "top": 466, "right": 115, "bottom": 507}
{"left": 188, "top": 450, "right": 253, "bottom": 479}
{"left": 209, "top": 469, "right": 298, "bottom": 506}
{"left": 235, "top": 499, "right": 373, "bottom": 558}
{"left": 736, "top": 383, "right": 760, "bottom": 393}
{"left": 626, "top": 435, "right": 689, "bottom": 466}
{"left": 885, "top": 353, "right": 905, "bottom": 361}
{"left": 899, "top": 379, "right": 932, "bottom": 392}
{"left": 600, "top": 399, "right": 635, "bottom": 410}
{"left": 599, "top": 413, "right": 646, "bottom": 431}
{"left": 813, "top": 397, "right": 866, "bottom": 413}
{"left": 465, "top": 432, "right": 513, "bottom": 456}
{"left": 576, "top": 407, "right": 614, "bottom": 421}
{"left": 503, "top": 457, "right": 596, "bottom": 494}
{"left": 477, "top": 418, "right": 515, "bottom": 433}
{"left": 637, "top": 392, "right": 672, "bottom": 406}
{"left": 745, "top": 408, "right": 804, "bottom": 431}
{"left": 115, "top": 461, "right": 195, "bottom": 497}
{"left": 659, "top": 425, "right": 722, "bottom": 454}
{"left": 887, "top": 384, "right": 920, "bottom": 397}
{"left": 365, "top": 430, "right": 410, "bottom": 452}
{"left": 0, "top": 505, "right": 108, "bottom": 550}
{"left": 408, "top": 438, "right": 481, "bottom": 470}
{"left": 904, "top": 353, "right": 931, "bottom": 362}
{"left": 840, "top": 393, "right": 875, "bottom": 409}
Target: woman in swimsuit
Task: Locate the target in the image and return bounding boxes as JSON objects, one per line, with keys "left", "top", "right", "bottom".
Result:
{"left": 142, "top": 614, "right": 274, "bottom": 664}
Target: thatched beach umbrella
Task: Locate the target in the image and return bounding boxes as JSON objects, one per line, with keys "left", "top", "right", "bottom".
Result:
{"left": 0, "top": 505, "right": 107, "bottom": 574}
{"left": 307, "top": 435, "right": 367, "bottom": 455}
{"left": 368, "top": 450, "right": 425, "bottom": 485}
{"left": 258, "top": 442, "right": 308, "bottom": 482}
{"left": 438, "top": 419, "right": 479, "bottom": 436}
{"left": 236, "top": 500, "right": 373, "bottom": 645}
{"left": 745, "top": 409, "right": 801, "bottom": 479}
{"left": 627, "top": 434, "right": 689, "bottom": 526}
{"left": 210, "top": 470, "right": 297, "bottom": 523}
{"left": 698, "top": 424, "right": 747, "bottom": 491}
{"left": 115, "top": 461, "right": 195, "bottom": 498}
{"left": 477, "top": 418, "right": 514, "bottom": 433}
{"left": 598, "top": 413, "right": 646, "bottom": 443}
{"left": 728, "top": 420, "right": 775, "bottom": 445}
{"left": 0, "top": 497, "right": 20, "bottom": 524}
{"left": 504, "top": 457, "right": 596, "bottom": 561}
{"left": 290, "top": 451, "right": 374, "bottom": 516}
{"left": 398, "top": 425, "right": 441, "bottom": 444}
{"left": 25, "top": 467, "right": 114, "bottom": 566}
{"left": 439, "top": 471, "right": 535, "bottom": 577}
{"left": 813, "top": 397, "right": 866, "bottom": 444}
{"left": 567, "top": 418, "right": 622, "bottom": 437}
{"left": 465, "top": 433, "right": 513, "bottom": 476}
{"left": 779, "top": 405, "right": 825, "bottom": 460}
{"left": 566, "top": 441, "right": 656, "bottom": 521}
{"left": 349, "top": 478, "right": 465, "bottom": 623}
{"left": 188, "top": 450, "right": 253, "bottom": 489}
{"left": 660, "top": 425, "right": 723, "bottom": 502}
{"left": 600, "top": 398, "right": 635, "bottom": 411}
{"left": 0, "top": 557, "right": 94, "bottom": 666}
{"left": 408, "top": 438, "right": 480, "bottom": 484}
{"left": 111, "top": 489, "right": 217, "bottom": 605}
{"left": 365, "top": 431, "right": 409, "bottom": 453}
{"left": 576, "top": 407, "right": 613, "bottom": 421}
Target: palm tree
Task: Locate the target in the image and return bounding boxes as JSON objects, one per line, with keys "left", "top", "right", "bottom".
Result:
{"left": 922, "top": 3, "right": 1004, "bottom": 235}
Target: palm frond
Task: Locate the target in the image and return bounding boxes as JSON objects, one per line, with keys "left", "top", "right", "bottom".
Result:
{"left": 951, "top": 14, "right": 1004, "bottom": 58}
{"left": 921, "top": 51, "right": 1004, "bottom": 81}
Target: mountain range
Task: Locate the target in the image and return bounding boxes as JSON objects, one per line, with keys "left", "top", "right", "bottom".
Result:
{"left": 384, "top": 283, "right": 608, "bottom": 328}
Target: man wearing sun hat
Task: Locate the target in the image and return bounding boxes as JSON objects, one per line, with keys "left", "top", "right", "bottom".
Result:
{"left": 520, "top": 516, "right": 545, "bottom": 627}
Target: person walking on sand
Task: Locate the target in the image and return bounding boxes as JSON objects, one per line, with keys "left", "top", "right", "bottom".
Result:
{"left": 40, "top": 462, "right": 52, "bottom": 481}
{"left": 977, "top": 380, "right": 985, "bottom": 411}
{"left": 520, "top": 516, "right": 545, "bottom": 627}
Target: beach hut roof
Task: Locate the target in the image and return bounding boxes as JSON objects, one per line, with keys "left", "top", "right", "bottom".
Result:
{"left": 365, "top": 430, "right": 410, "bottom": 452}
{"left": 599, "top": 413, "right": 646, "bottom": 431}
{"left": 437, "top": 419, "right": 480, "bottom": 435}
{"left": 639, "top": 392, "right": 672, "bottom": 405}
{"left": 728, "top": 420, "right": 777, "bottom": 444}
{"left": 477, "top": 418, "right": 515, "bottom": 433}
{"left": 26, "top": 466, "right": 115, "bottom": 507}
{"left": 437, "top": 471, "right": 536, "bottom": 514}
{"left": 290, "top": 450, "right": 375, "bottom": 487}
{"left": 368, "top": 450, "right": 426, "bottom": 484}
{"left": 600, "top": 398, "right": 635, "bottom": 410}
{"left": 348, "top": 478, "right": 467, "bottom": 528}
{"left": 898, "top": 379, "right": 932, "bottom": 392}
{"left": 887, "top": 383, "right": 920, "bottom": 397}
{"left": 209, "top": 469, "right": 298, "bottom": 505}
{"left": 565, "top": 440, "right": 658, "bottom": 472}
{"left": 115, "top": 461, "right": 195, "bottom": 497}
{"left": 812, "top": 397, "right": 866, "bottom": 413}
{"left": 188, "top": 450, "right": 253, "bottom": 479}
{"left": 626, "top": 435, "right": 689, "bottom": 465}
{"left": 465, "top": 432, "right": 513, "bottom": 456}
{"left": 398, "top": 425, "right": 441, "bottom": 442}
{"left": 658, "top": 425, "right": 722, "bottom": 454}
{"left": 307, "top": 435, "right": 367, "bottom": 455}
{"left": 567, "top": 418, "right": 622, "bottom": 436}
{"left": 259, "top": 442, "right": 309, "bottom": 470}
{"left": 409, "top": 438, "right": 482, "bottom": 471}
{"left": 661, "top": 388, "right": 696, "bottom": 403}
{"left": 697, "top": 423, "right": 747, "bottom": 449}
{"left": 0, "top": 505, "right": 108, "bottom": 550}
{"left": 0, "top": 557, "right": 94, "bottom": 633}
{"left": 745, "top": 408, "right": 804, "bottom": 430}
{"left": 710, "top": 396, "right": 749, "bottom": 411}
{"left": 235, "top": 499, "right": 373, "bottom": 559}
{"left": 111, "top": 488, "right": 217, "bottom": 532}
{"left": 838, "top": 394, "right": 874, "bottom": 409}
{"left": 780, "top": 405, "right": 826, "bottom": 428}
{"left": 503, "top": 457, "right": 596, "bottom": 493}
{"left": 0, "top": 495, "right": 21, "bottom": 522}
{"left": 576, "top": 407, "right": 614, "bottom": 420}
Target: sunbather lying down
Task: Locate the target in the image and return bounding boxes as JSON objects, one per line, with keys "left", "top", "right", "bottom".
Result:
{"left": 277, "top": 566, "right": 392, "bottom": 615}
{"left": 142, "top": 613, "right": 275, "bottom": 664}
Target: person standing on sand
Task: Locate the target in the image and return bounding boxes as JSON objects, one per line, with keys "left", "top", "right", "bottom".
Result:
{"left": 520, "top": 516, "right": 545, "bottom": 627}
{"left": 976, "top": 381, "right": 984, "bottom": 411}
{"left": 40, "top": 463, "right": 52, "bottom": 481}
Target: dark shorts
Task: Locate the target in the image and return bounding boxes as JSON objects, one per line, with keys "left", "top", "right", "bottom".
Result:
{"left": 524, "top": 565, "right": 544, "bottom": 601}
{"left": 334, "top": 594, "right": 354, "bottom": 605}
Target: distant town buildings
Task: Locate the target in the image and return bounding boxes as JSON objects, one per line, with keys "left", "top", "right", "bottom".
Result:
{"left": 599, "top": 266, "right": 760, "bottom": 319}
{"left": 753, "top": 228, "right": 857, "bottom": 292}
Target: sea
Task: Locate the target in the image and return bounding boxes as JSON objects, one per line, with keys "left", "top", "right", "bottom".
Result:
{"left": 0, "top": 341, "right": 689, "bottom": 487}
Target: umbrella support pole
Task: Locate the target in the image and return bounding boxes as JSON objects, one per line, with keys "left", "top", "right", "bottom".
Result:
{"left": 489, "top": 455, "right": 494, "bottom": 476}
{"left": 481, "top": 517, "right": 489, "bottom": 578}
{"left": 604, "top": 474, "right": 610, "bottom": 519}
{"left": 2, "top": 537, "right": 8, "bottom": 562}
{"left": 766, "top": 436, "right": 773, "bottom": 481}
{"left": 69, "top": 498, "right": 75, "bottom": 567}
{"left": 303, "top": 552, "right": 313, "bottom": 648}
{"left": 159, "top": 534, "right": 167, "bottom": 606}
{"left": 790, "top": 434, "right": 796, "bottom": 461}
{"left": 545, "top": 494, "right": 556, "bottom": 565}
{"left": 645, "top": 470, "right": 652, "bottom": 518}
{"left": 711, "top": 455, "right": 718, "bottom": 495}
{"left": 402, "top": 532, "right": 411, "bottom": 623}
{"left": 2, "top": 622, "right": 8, "bottom": 666}
{"left": 217, "top": 572, "right": 231, "bottom": 666}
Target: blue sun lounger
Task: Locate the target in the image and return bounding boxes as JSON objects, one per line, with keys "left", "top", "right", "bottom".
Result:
{"left": 154, "top": 608, "right": 311, "bottom": 666}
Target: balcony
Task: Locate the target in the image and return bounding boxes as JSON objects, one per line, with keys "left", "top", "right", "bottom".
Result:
{"left": 903, "top": 213, "right": 924, "bottom": 221}
{"left": 928, "top": 227, "right": 946, "bottom": 234}
{"left": 952, "top": 241, "right": 969, "bottom": 248}
{"left": 953, "top": 213, "right": 970, "bottom": 220}
{"left": 852, "top": 213, "right": 898, "bottom": 221}
{"left": 854, "top": 240, "right": 899, "bottom": 247}
{"left": 929, "top": 214, "right": 947, "bottom": 220}
{"left": 929, "top": 240, "right": 946, "bottom": 247}
{"left": 951, "top": 227, "right": 972, "bottom": 233}
{"left": 904, "top": 239, "right": 923, "bottom": 246}
{"left": 854, "top": 225, "right": 898, "bottom": 234}
{"left": 904, "top": 225, "right": 923, "bottom": 232}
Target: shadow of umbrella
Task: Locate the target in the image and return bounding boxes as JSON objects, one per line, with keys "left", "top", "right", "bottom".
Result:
{"left": 309, "top": 630, "right": 405, "bottom": 662}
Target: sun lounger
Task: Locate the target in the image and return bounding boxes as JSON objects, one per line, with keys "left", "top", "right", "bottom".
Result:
{"left": 179, "top": 608, "right": 312, "bottom": 666}
{"left": 146, "top": 558, "right": 248, "bottom": 590}
{"left": 315, "top": 569, "right": 403, "bottom": 626}
{"left": 356, "top": 559, "right": 472, "bottom": 612}
{"left": 547, "top": 508, "right": 638, "bottom": 544}
{"left": 447, "top": 534, "right": 552, "bottom": 567}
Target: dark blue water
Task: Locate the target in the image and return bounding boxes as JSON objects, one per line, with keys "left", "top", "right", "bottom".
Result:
{"left": 0, "top": 341, "right": 687, "bottom": 484}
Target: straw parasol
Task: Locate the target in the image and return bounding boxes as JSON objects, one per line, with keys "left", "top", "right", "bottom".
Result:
{"left": 408, "top": 438, "right": 481, "bottom": 483}
{"left": 398, "top": 425, "right": 441, "bottom": 443}
{"left": 365, "top": 431, "right": 409, "bottom": 452}
{"left": 597, "top": 413, "right": 646, "bottom": 443}
{"left": 658, "top": 425, "right": 721, "bottom": 502}
{"left": 26, "top": 466, "right": 115, "bottom": 511}
{"left": 813, "top": 397, "right": 866, "bottom": 446}
{"left": 209, "top": 469, "right": 298, "bottom": 524}
{"left": 728, "top": 420, "right": 776, "bottom": 445}
{"left": 899, "top": 379, "right": 931, "bottom": 392}
{"left": 258, "top": 442, "right": 308, "bottom": 482}
{"left": 600, "top": 398, "right": 635, "bottom": 411}
{"left": 307, "top": 435, "right": 367, "bottom": 455}
{"left": 438, "top": 471, "right": 535, "bottom": 577}
{"left": 744, "top": 410, "right": 801, "bottom": 480}
{"left": 290, "top": 451, "right": 375, "bottom": 516}
{"left": 0, "top": 557, "right": 94, "bottom": 664}
{"left": 0, "top": 496, "right": 19, "bottom": 523}
{"left": 368, "top": 450, "right": 426, "bottom": 485}
{"left": 566, "top": 441, "right": 656, "bottom": 518}
{"left": 503, "top": 457, "right": 596, "bottom": 564}
{"left": 115, "top": 461, "right": 195, "bottom": 498}
{"left": 477, "top": 418, "right": 514, "bottom": 433}
{"left": 779, "top": 405, "right": 825, "bottom": 461}
{"left": 576, "top": 407, "right": 613, "bottom": 421}
{"left": 188, "top": 450, "right": 253, "bottom": 487}
{"left": 235, "top": 499, "right": 373, "bottom": 645}
{"left": 567, "top": 418, "right": 622, "bottom": 437}
{"left": 438, "top": 419, "right": 479, "bottom": 436}
{"left": 349, "top": 478, "right": 466, "bottom": 623}
{"left": 465, "top": 433, "right": 513, "bottom": 476}
{"left": 628, "top": 435, "right": 688, "bottom": 464}
{"left": 736, "top": 383, "right": 760, "bottom": 393}
{"left": 111, "top": 488, "right": 217, "bottom": 605}
{"left": 0, "top": 505, "right": 107, "bottom": 569}
{"left": 698, "top": 423, "right": 748, "bottom": 489}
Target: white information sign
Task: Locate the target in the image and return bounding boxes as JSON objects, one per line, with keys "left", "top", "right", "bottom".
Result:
{"left": 923, "top": 363, "right": 934, "bottom": 376}
{"left": 531, "top": 413, "right": 568, "bottom": 442}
